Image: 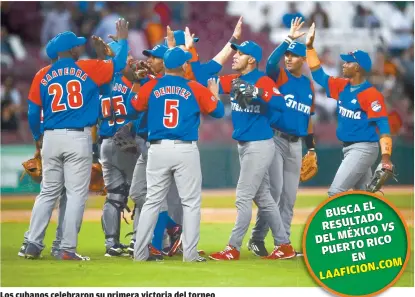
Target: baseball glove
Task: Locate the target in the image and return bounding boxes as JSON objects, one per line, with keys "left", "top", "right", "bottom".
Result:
{"left": 89, "top": 163, "right": 106, "bottom": 195}
{"left": 20, "top": 156, "right": 42, "bottom": 183}
{"left": 366, "top": 163, "right": 398, "bottom": 194}
{"left": 231, "top": 78, "right": 255, "bottom": 109}
{"left": 113, "top": 124, "right": 140, "bottom": 155}
{"left": 300, "top": 151, "right": 318, "bottom": 182}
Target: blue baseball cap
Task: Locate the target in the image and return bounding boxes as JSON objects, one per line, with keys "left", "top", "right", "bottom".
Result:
{"left": 340, "top": 50, "right": 372, "bottom": 72}
{"left": 46, "top": 38, "right": 58, "bottom": 60}
{"left": 231, "top": 40, "right": 263, "bottom": 63}
{"left": 53, "top": 31, "right": 87, "bottom": 53}
{"left": 143, "top": 44, "right": 168, "bottom": 58}
{"left": 164, "top": 30, "right": 199, "bottom": 46}
{"left": 163, "top": 47, "right": 192, "bottom": 69}
{"left": 286, "top": 41, "right": 306, "bottom": 57}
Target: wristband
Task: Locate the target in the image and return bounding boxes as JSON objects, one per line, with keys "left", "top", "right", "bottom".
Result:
{"left": 306, "top": 48, "right": 321, "bottom": 69}
{"left": 380, "top": 136, "right": 392, "bottom": 156}
{"left": 229, "top": 36, "right": 238, "bottom": 44}
{"left": 285, "top": 36, "right": 294, "bottom": 44}
{"left": 305, "top": 134, "right": 316, "bottom": 150}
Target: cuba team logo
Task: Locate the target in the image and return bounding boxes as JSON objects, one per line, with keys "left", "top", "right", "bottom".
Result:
{"left": 371, "top": 101, "right": 382, "bottom": 112}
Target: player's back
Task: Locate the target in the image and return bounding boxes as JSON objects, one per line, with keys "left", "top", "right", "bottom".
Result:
{"left": 99, "top": 73, "right": 133, "bottom": 137}
{"left": 40, "top": 58, "right": 100, "bottom": 130}
{"left": 145, "top": 75, "right": 204, "bottom": 141}
{"left": 271, "top": 68, "right": 314, "bottom": 136}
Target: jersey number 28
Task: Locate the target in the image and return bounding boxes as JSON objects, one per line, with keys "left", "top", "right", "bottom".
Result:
{"left": 164, "top": 100, "right": 179, "bottom": 128}
{"left": 49, "top": 80, "right": 83, "bottom": 113}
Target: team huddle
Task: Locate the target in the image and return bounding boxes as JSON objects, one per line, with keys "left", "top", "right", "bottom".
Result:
{"left": 19, "top": 16, "right": 395, "bottom": 262}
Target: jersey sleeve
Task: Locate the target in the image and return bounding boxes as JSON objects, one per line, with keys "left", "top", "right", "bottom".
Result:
{"left": 28, "top": 66, "right": 51, "bottom": 106}
{"left": 77, "top": 59, "right": 114, "bottom": 86}
{"left": 310, "top": 80, "right": 316, "bottom": 115}
{"left": 187, "top": 80, "right": 218, "bottom": 114}
{"left": 121, "top": 76, "right": 133, "bottom": 89}
{"left": 274, "top": 67, "right": 289, "bottom": 88}
{"left": 131, "top": 79, "right": 158, "bottom": 111}
{"left": 255, "top": 76, "right": 282, "bottom": 102}
{"left": 327, "top": 76, "right": 349, "bottom": 100}
{"left": 358, "top": 87, "right": 388, "bottom": 120}
{"left": 218, "top": 74, "right": 240, "bottom": 94}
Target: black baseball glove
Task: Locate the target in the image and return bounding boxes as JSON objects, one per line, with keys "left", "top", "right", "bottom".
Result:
{"left": 366, "top": 163, "right": 398, "bottom": 193}
{"left": 113, "top": 124, "right": 140, "bottom": 155}
{"left": 231, "top": 79, "right": 261, "bottom": 109}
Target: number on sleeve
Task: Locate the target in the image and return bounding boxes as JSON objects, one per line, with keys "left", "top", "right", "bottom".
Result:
{"left": 49, "top": 80, "right": 84, "bottom": 113}
{"left": 101, "top": 95, "right": 127, "bottom": 126}
{"left": 164, "top": 99, "right": 179, "bottom": 128}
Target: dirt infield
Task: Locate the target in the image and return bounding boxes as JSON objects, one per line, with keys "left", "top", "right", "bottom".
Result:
{"left": 2, "top": 185, "right": 413, "bottom": 225}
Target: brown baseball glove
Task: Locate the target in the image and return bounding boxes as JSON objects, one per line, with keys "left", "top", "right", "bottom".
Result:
{"left": 300, "top": 150, "right": 318, "bottom": 182}
{"left": 20, "top": 156, "right": 42, "bottom": 183}
{"left": 89, "top": 163, "right": 107, "bottom": 196}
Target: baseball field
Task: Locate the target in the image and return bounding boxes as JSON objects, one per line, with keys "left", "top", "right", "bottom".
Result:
{"left": 1, "top": 187, "right": 413, "bottom": 287}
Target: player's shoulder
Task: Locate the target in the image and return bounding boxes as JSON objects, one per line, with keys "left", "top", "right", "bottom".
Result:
{"left": 35, "top": 64, "right": 52, "bottom": 77}
{"left": 76, "top": 58, "right": 112, "bottom": 67}
{"left": 358, "top": 83, "right": 384, "bottom": 100}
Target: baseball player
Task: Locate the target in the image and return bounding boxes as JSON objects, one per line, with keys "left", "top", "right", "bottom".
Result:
{"left": 95, "top": 40, "right": 138, "bottom": 257}
{"left": 19, "top": 38, "right": 68, "bottom": 258}
{"left": 209, "top": 40, "right": 293, "bottom": 261}
{"left": 125, "top": 44, "right": 183, "bottom": 259}
{"left": 248, "top": 18, "right": 315, "bottom": 258}
{"left": 306, "top": 23, "right": 394, "bottom": 197}
{"left": 24, "top": 20, "right": 129, "bottom": 261}
{"left": 131, "top": 47, "right": 224, "bottom": 262}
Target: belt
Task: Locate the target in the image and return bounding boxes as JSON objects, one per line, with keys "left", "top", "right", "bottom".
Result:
{"left": 46, "top": 128, "right": 84, "bottom": 132}
{"left": 150, "top": 140, "right": 193, "bottom": 145}
{"left": 343, "top": 142, "right": 359, "bottom": 147}
{"left": 275, "top": 130, "right": 300, "bottom": 142}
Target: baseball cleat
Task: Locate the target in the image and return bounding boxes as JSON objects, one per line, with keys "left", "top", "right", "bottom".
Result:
{"left": 295, "top": 250, "right": 304, "bottom": 257}
{"left": 56, "top": 251, "right": 90, "bottom": 261}
{"left": 166, "top": 225, "right": 182, "bottom": 256}
{"left": 50, "top": 248, "right": 60, "bottom": 257}
{"left": 18, "top": 243, "right": 27, "bottom": 257}
{"left": 24, "top": 243, "right": 42, "bottom": 260}
{"left": 147, "top": 245, "right": 163, "bottom": 261}
{"left": 194, "top": 256, "right": 207, "bottom": 262}
{"left": 263, "top": 244, "right": 296, "bottom": 260}
{"left": 247, "top": 239, "right": 268, "bottom": 257}
{"left": 128, "top": 240, "right": 135, "bottom": 257}
{"left": 209, "top": 245, "right": 240, "bottom": 261}
{"left": 167, "top": 234, "right": 182, "bottom": 256}
{"left": 105, "top": 244, "right": 129, "bottom": 257}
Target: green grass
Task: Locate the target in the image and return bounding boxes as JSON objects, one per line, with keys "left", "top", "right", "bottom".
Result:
{"left": 1, "top": 222, "right": 413, "bottom": 287}
{"left": 2, "top": 193, "right": 413, "bottom": 210}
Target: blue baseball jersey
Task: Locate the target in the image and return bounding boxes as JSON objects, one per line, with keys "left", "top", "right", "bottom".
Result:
{"left": 98, "top": 73, "right": 133, "bottom": 137}
{"left": 29, "top": 58, "right": 115, "bottom": 130}
{"left": 219, "top": 69, "right": 285, "bottom": 142}
{"left": 269, "top": 67, "right": 315, "bottom": 137}
{"left": 130, "top": 75, "right": 220, "bottom": 141}
{"left": 326, "top": 77, "right": 388, "bottom": 142}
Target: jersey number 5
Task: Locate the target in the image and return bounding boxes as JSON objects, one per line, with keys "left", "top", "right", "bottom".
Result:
{"left": 49, "top": 80, "right": 83, "bottom": 113}
{"left": 164, "top": 99, "right": 179, "bottom": 128}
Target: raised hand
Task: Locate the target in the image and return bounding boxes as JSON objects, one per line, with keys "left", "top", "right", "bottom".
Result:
{"left": 91, "top": 35, "right": 113, "bottom": 59}
{"left": 288, "top": 17, "right": 306, "bottom": 40}
{"left": 116, "top": 18, "right": 129, "bottom": 40}
{"left": 306, "top": 22, "right": 316, "bottom": 49}
{"left": 233, "top": 16, "right": 243, "bottom": 39}
{"left": 208, "top": 78, "right": 220, "bottom": 98}
{"left": 184, "top": 26, "right": 195, "bottom": 50}
{"left": 166, "top": 26, "right": 176, "bottom": 48}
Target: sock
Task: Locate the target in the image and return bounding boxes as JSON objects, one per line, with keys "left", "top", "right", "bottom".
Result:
{"left": 166, "top": 214, "right": 178, "bottom": 230}
{"left": 152, "top": 211, "right": 168, "bottom": 251}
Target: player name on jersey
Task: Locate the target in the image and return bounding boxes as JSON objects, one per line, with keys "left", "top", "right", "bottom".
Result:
{"left": 112, "top": 82, "right": 129, "bottom": 94}
{"left": 153, "top": 86, "right": 191, "bottom": 99}
{"left": 40, "top": 68, "right": 88, "bottom": 86}
{"left": 284, "top": 94, "right": 311, "bottom": 115}
{"left": 231, "top": 101, "right": 261, "bottom": 113}
{"left": 338, "top": 106, "right": 362, "bottom": 119}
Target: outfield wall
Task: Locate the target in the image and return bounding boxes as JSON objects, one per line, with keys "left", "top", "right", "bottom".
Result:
{"left": 1, "top": 142, "right": 413, "bottom": 194}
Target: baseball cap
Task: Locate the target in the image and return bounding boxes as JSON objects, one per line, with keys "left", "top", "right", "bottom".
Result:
{"left": 46, "top": 38, "right": 58, "bottom": 60}
{"left": 163, "top": 47, "right": 192, "bottom": 69}
{"left": 164, "top": 30, "right": 199, "bottom": 46}
{"left": 286, "top": 41, "right": 306, "bottom": 57}
{"left": 143, "top": 44, "right": 168, "bottom": 58}
{"left": 106, "top": 41, "right": 130, "bottom": 59}
{"left": 53, "top": 31, "right": 87, "bottom": 53}
{"left": 340, "top": 50, "right": 372, "bottom": 72}
{"left": 231, "top": 40, "right": 263, "bottom": 63}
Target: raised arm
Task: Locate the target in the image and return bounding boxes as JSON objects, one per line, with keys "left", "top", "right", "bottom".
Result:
{"left": 212, "top": 16, "right": 243, "bottom": 66}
